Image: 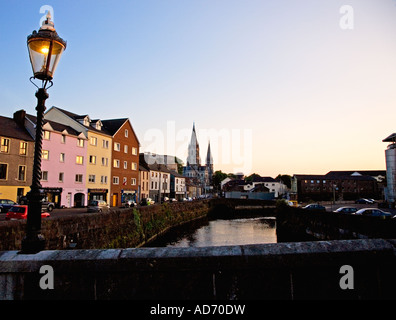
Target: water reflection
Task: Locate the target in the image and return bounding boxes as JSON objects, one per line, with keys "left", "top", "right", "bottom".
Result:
{"left": 145, "top": 217, "right": 277, "bottom": 248}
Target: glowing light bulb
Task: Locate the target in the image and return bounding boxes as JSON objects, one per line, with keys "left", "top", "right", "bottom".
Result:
{"left": 41, "top": 47, "right": 49, "bottom": 54}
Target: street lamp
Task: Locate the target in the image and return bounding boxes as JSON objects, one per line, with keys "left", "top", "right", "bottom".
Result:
{"left": 20, "top": 11, "right": 66, "bottom": 254}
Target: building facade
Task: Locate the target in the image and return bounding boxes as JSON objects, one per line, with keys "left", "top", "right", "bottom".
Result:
{"left": 138, "top": 161, "right": 150, "bottom": 202}
{"left": 292, "top": 171, "right": 384, "bottom": 202}
{"left": 44, "top": 107, "right": 113, "bottom": 204}
{"left": 383, "top": 133, "right": 396, "bottom": 204}
{"left": 0, "top": 111, "right": 34, "bottom": 203}
{"left": 102, "top": 118, "right": 140, "bottom": 207}
{"left": 25, "top": 114, "right": 88, "bottom": 208}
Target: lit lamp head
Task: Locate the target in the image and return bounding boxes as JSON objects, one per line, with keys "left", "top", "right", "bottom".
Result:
{"left": 27, "top": 11, "right": 67, "bottom": 84}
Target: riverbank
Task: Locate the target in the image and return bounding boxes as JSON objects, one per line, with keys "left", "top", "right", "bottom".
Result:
{"left": 0, "top": 200, "right": 210, "bottom": 251}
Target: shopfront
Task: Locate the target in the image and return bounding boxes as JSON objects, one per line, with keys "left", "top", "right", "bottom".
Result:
{"left": 122, "top": 189, "right": 137, "bottom": 204}
{"left": 43, "top": 187, "right": 63, "bottom": 208}
{"left": 88, "top": 188, "right": 108, "bottom": 204}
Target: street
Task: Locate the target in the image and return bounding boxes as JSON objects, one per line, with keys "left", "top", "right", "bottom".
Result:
{"left": 1, "top": 201, "right": 395, "bottom": 222}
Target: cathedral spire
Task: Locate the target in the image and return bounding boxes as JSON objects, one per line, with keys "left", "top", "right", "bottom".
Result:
{"left": 206, "top": 141, "right": 213, "bottom": 165}
{"left": 187, "top": 122, "right": 200, "bottom": 167}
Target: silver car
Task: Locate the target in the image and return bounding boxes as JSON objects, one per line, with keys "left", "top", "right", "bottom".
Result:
{"left": 87, "top": 200, "right": 110, "bottom": 213}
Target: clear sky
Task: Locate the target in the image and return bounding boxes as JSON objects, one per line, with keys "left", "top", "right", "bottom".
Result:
{"left": 1, "top": 0, "right": 396, "bottom": 177}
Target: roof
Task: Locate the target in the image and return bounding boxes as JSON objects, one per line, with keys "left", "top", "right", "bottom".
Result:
{"left": 293, "top": 174, "right": 326, "bottom": 180}
{"left": 26, "top": 114, "right": 82, "bottom": 137}
{"left": 293, "top": 173, "right": 376, "bottom": 181}
{"left": 252, "top": 176, "right": 277, "bottom": 183}
{"left": 0, "top": 115, "right": 34, "bottom": 141}
{"left": 48, "top": 107, "right": 112, "bottom": 136}
{"left": 383, "top": 133, "right": 396, "bottom": 142}
{"left": 325, "top": 171, "right": 386, "bottom": 178}
{"left": 101, "top": 118, "right": 128, "bottom": 136}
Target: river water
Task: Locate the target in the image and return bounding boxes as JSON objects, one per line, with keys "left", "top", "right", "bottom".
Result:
{"left": 144, "top": 216, "right": 277, "bottom": 247}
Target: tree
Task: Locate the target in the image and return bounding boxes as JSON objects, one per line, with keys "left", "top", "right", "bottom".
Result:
{"left": 245, "top": 173, "right": 261, "bottom": 183}
{"left": 212, "top": 170, "right": 228, "bottom": 191}
{"left": 175, "top": 157, "right": 184, "bottom": 175}
{"left": 276, "top": 174, "right": 292, "bottom": 189}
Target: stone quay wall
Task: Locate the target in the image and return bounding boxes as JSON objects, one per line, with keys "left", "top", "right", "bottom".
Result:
{"left": 0, "top": 200, "right": 210, "bottom": 251}
{"left": 276, "top": 204, "right": 396, "bottom": 242}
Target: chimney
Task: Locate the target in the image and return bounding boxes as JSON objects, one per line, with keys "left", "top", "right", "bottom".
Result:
{"left": 13, "top": 110, "right": 26, "bottom": 127}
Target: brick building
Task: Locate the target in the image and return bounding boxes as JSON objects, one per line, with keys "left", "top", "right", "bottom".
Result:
{"left": 101, "top": 119, "right": 140, "bottom": 207}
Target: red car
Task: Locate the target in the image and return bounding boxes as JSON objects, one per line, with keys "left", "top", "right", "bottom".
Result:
{"left": 5, "top": 205, "right": 50, "bottom": 220}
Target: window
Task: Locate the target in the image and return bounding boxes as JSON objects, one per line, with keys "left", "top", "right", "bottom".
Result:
{"left": 18, "top": 166, "right": 26, "bottom": 181}
{"left": 124, "top": 145, "right": 128, "bottom": 153}
{"left": 102, "top": 140, "right": 109, "bottom": 149}
{"left": 132, "top": 147, "right": 137, "bottom": 155}
{"left": 77, "top": 139, "right": 84, "bottom": 147}
{"left": 124, "top": 161, "right": 128, "bottom": 169}
{"left": 76, "top": 156, "right": 84, "bottom": 165}
{"left": 101, "top": 157, "right": 108, "bottom": 166}
{"left": 123, "top": 177, "right": 127, "bottom": 185}
{"left": 101, "top": 176, "right": 108, "bottom": 184}
{"left": 61, "top": 135, "right": 66, "bottom": 143}
{"left": 59, "top": 172, "right": 64, "bottom": 182}
{"left": 60, "top": 153, "right": 65, "bottom": 162}
{"left": 131, "top": 162, "right": 137, "bottom": 170}
{"left": 114, "top": 143, "right": 120, "bottom": 151}
{"left": 0, "top": 163, "right": 7, "bottom": 179}
{"left": 19, "top": 142, "right": 27, "bottom": 155}
{"left": 89, "top": 175, "right": 96, "bottom": 183}
{"left": 90, "top": 137, "right": 97, "bottom": 146}
{"left": 125, "top": 129, "right": 128, "bottom": 137}
{"left": 131, "top": 178, "right": 136, "bottom": 185}
{"left": 1, "top": 138, "right": 10, "bottom": 153}
{"left": 89, "top": 155, "right": 96, "bottom": 164}
{"left": 42, "top": 150, "right": 49, "bottom": 160}
{"left": 43, "top": 131, "right": 51, "bottom": 140}
{"left": 41, "top": 171, "right": 48, "bottom": 181}
{"left": 75, "top": 174, "right": 83, "bottom": 183}
{"left": 113, "top": 159, "right": 120, "bottom": 168}
{"left": 113, "top": 176, "right": 119, "bottom": 185}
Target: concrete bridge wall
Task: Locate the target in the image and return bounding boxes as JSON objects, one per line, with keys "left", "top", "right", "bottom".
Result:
{"left": 1, "top": 239, "right": 395, "bottom": 300}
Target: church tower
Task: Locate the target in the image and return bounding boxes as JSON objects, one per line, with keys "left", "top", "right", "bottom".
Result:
{"left": 186, "top": 122, "right": 200, "bottom": 168}
{"left": 206, "top": 141, "right": 214, "bottom": 184}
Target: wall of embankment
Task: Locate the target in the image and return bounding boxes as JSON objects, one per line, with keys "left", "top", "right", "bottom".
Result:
{"left": 0, "top": 200, "right": 210, "bottom": 251}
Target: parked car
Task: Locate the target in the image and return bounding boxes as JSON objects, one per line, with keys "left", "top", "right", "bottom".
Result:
{"left": 19, "top": 196, "right": 55, "bottom": 212}
{"left": 355, "top": 208, "right": 391, "bottom": 217}
{"left": 302, "top": 204, "right": 326, "bottom": 212}
{"left": 355, "top": 198, "right": 373, "bottom": 204}
{"left": 87, "top": 200, "right": 110, "bottom": 213}
{"left": 0, "top": 199, "right": 17, "bottom": 213}
{"left": 333, "top": 207, "right": 358, "bottom": 214}
{"left": 5, "top": 205, "right": 50, "bottom": 220}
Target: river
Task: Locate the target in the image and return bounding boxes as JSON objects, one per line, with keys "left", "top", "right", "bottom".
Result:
{"left": 144, "top": 216, "right": 277, "bottom": 247}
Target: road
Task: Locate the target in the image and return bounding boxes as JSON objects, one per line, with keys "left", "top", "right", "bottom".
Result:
{"left": 1, "top": 202, "right": 395, "bottom": 222}
{"left": 0, "top": 206, "right": 133, "bottom": 222}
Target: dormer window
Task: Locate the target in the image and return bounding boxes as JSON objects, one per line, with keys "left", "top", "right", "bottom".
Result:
{"left": 82, "top": 116, "right": 90, "bottom": 126}
{"left": 95, "top": 120, "right": 102, "bottom": 131}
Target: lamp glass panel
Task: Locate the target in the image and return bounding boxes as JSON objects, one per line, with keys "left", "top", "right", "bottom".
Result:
{"left": 28, "top": 39, "right": 65, "bottom": 80}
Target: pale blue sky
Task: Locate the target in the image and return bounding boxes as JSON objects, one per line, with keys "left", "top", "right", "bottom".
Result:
{"left": 1, "top": 0, "right": 396, "bottom": 177}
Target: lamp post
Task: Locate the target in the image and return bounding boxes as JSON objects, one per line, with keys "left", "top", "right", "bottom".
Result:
{"left": 20, "top": 12, "right": 66, "bottom": 254}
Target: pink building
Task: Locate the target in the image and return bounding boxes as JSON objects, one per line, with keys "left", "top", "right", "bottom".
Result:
{"left": 25, "top": 115, "right": 88, "bottom": 208}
